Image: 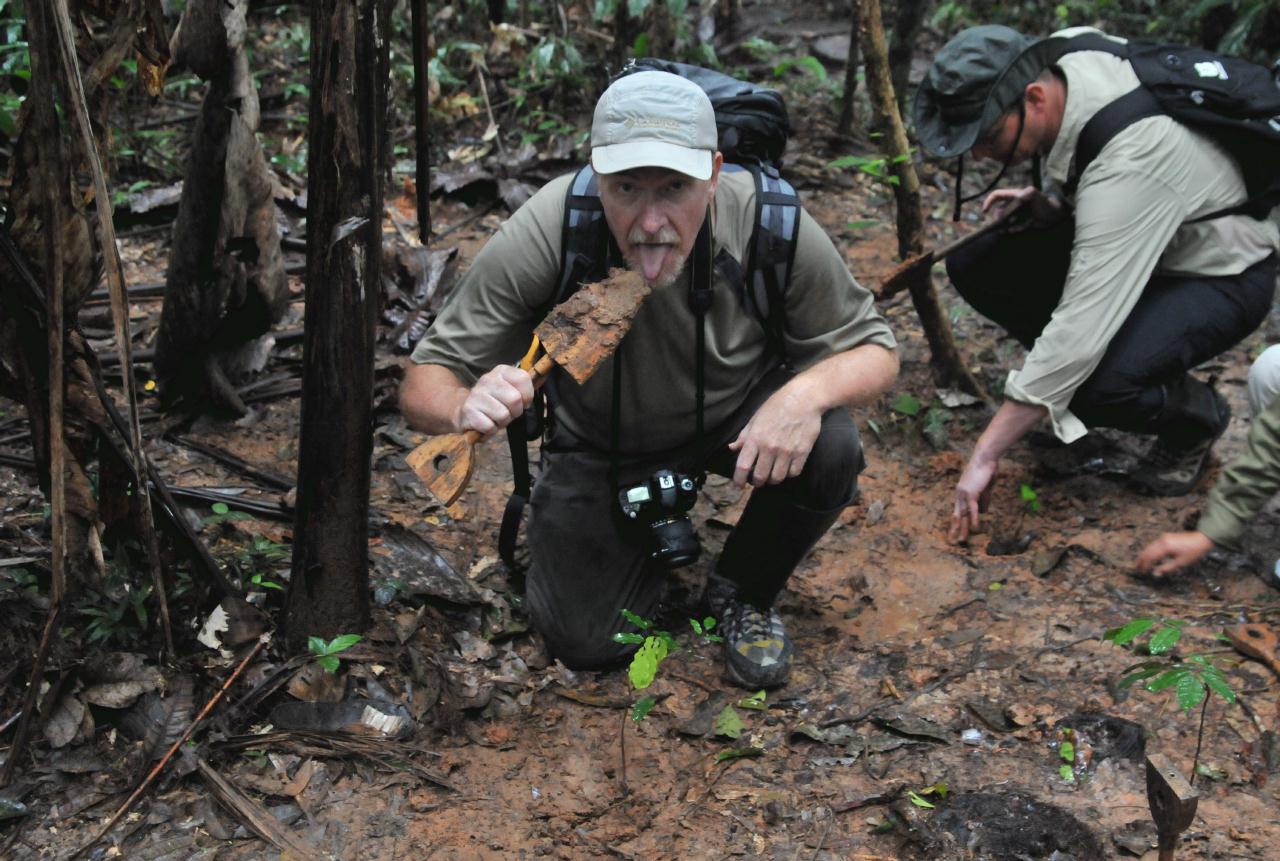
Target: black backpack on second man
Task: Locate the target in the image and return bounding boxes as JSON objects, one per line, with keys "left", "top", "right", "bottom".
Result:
{"left": 1058, "top": 34, "right": 1280, "bottom": 220}
{"left": 498, "top": 60, "right": 803, "bottom": 569}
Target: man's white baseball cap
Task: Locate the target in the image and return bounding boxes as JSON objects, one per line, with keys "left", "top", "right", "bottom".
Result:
{"left": 590, "top": 71, "right": 717, "bottom": 180}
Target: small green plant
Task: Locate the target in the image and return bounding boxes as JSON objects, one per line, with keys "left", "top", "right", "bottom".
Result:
{"left": 614, "top": 608, "right": 720, "bottom": 721}
{"left": 0, "top": 0, "right": 30, "bottom": 141}
{"left": 79, "top": 544, "right": 153, "bottom": 646}
{"left": 0, "top": 566, "right": 39, "bottom": 603}
{"left": 1104, "top": 617, "right": 1238, "bottom": 783}
{"left": 891, "top": 391, "right": 922, "bottom": 416}
{"left": 1058, "top": 727, "right": 1077, "bottom": 783}
{"left": 613, "top": 609, "right": 744, "bottom": 783}
{"left": 1019, "top": 483, "right": 1041, "bottom": 513}
{"left": 772, "top": 55, "right": 830, "bottom": 85}
{"left": 248, "top": 572, "right": 284, "bottom": 591}
{"left": 308, "top": 634, "right": 362, "bottom": 673}
{"left": 204, "top": 501, "right": 252, "bottom": 529}
{"left": 828, "top": 152, "right": 911, "bottom": 187}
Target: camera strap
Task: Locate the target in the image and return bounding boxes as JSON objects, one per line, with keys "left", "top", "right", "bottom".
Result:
{"left": 605, "top": 210, "right": 714, "bottom": 493}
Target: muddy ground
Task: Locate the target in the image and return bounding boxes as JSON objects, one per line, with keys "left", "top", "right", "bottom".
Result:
{"left": 5, "top": 15, "right": 1280, "bottom": 861}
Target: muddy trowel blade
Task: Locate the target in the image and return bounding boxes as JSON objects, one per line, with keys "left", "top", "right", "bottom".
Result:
{"left": 534, "top": 268, "right": 651, "bottom": 385}
{"left": 1146, "top": 753, "right": 1197, "bottom": 861}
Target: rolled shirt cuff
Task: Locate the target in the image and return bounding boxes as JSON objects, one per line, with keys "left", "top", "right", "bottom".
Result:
{"left": 1196, "top": 506, "right": 1245, "bottom": 551}
{"left": 1003, "top": 374, "right": 1088, "bottom": 444}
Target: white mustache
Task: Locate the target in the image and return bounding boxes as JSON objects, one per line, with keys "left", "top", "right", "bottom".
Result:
{"left": 628, "top": 228, "right": 679, "bottom": 245}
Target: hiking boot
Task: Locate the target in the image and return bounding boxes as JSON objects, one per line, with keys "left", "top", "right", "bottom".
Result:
{"left": 1131, "top": 397, "right": 1231, "bottom": 497}
{"left": 704, "top": 575, "right": 792, "bottom": 689}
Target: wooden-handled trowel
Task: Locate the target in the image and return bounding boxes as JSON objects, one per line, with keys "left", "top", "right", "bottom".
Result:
{"left": 877, "top": 205, "right": 1019, "bottom": 300}
{"left": 406, "top": 268, "right": 651, "bottom": 506}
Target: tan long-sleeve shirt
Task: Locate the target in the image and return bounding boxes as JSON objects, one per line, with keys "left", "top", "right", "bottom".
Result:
{"left": 1004, "top": 28, "right": 1279, "bottom": 442}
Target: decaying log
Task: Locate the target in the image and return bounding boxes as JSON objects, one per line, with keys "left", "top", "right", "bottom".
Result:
{"left": 154, "top": 0, "right": 288, "bottom": 415}
{"left": 0, "top": 0, "right": 107, "bottom": 590}
{"left": 858, "top": 0, "right": 986, "bottom": 399}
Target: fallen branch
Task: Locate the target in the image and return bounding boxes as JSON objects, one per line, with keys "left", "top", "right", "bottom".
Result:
{"left": 196, "top": 757, "right": 323, "bottom": 860}
{"left": 167, "top": 434, "right": 294, "bottom": 491}
{"left": 213, "top": 729, "right": 455, "bottom": 790}
{"left": 73, "top": 635, "right": 269, "bottom": 858}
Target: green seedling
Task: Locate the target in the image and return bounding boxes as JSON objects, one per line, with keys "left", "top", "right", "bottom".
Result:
{"left": 1019, "top": 483, "right": 1041, "bottom": 513}
{"left": 0, "top": 567, "right": 39, "bottom": 603}
{"left": 1104, "top": 617, "right": 1238, "bottom": 784}
{"left": 248, "top": 573, "right": 284, "bottom": 591}
{"left": 308, "top": 634, "right": 362, "bottom": 673}
{"left": 1057, "top": 727, "right": 1079, "bottom": 783}
{"left": 204, "top": 501, "right": 252, "bottom": 529}
{"left": 907, "top": 790, "right": 936, "bottom": 809}
{"left": 613, "top": 608, "right": 752, "bottom": 786}
{"left": 906, "top": 782, "right": 947, "bottom": 809}
{"left": 890, "top": 392, "right": 923, "bottom": 417}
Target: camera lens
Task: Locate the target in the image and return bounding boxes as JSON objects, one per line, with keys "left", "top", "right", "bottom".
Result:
{"left": 649, "top": 516, "right": 701, "bottom": 569}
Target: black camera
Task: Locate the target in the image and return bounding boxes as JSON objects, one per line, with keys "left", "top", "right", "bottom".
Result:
{"left": 617, "top": 469, "right": 701, "bottom": 569}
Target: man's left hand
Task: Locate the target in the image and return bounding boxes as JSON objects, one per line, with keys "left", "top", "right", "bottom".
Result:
{"left": 729, "top": 387, "right": 821, "bottom": 487}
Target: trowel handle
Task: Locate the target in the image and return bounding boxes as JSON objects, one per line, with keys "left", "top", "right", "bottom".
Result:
{"left": 931, "top": 205, "right": 1019, "bottom": 261}
{"left": 527, "top": 353, "right": 555, "bottom": 387}
{"left": 406, "top": 353, "right": 558, "bottom": 506}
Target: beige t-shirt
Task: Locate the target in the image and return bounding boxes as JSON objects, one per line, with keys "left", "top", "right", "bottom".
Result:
{"left": 1005, "top": 27, "right": 1280, "bottom": 442}
{"left": 411, "top": 168, "right": 896, "bottom": 453}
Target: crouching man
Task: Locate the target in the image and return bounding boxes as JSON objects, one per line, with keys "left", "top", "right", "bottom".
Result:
{"left": 400, "top": 70, "right": 897, "bottom": 687}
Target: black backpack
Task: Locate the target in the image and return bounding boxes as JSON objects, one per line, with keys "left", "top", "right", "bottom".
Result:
{"left": 1058, "top": 34, "right": 1280, "bottom": 220}
{"left": 498, "top": 61, "right": 803, "bottom": 569}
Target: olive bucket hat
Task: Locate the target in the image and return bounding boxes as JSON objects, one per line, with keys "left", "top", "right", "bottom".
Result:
{"left": 913, "top": 25, "right": 1065, "bottom": 158}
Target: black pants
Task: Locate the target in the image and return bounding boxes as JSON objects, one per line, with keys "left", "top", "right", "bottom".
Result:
{"left": 524, "top": 366, "right": 864, "bottom": 670}
{"left": 946, "top": 219, "right": 1276, "bottom": 440}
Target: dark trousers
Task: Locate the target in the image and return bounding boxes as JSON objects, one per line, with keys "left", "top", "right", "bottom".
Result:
{"left": 524, "top": 366, "right": 864, "bottom": 670}
{"left": 946, "top": 220, "right": 1276, "bottom": 443}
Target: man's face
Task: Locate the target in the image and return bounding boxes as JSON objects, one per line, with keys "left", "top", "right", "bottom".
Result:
{"left": 598, "top": 158, "right": 722, "bottom": 289}
{"left": 971, "top": 105, "right": 1032, "bottom": 164}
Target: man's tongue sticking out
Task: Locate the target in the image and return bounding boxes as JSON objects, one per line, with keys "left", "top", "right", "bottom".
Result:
{"left": 636, "top": 243, "right": 669, "bottom": 282}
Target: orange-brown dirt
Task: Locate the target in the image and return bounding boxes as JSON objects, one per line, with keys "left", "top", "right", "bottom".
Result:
{"left": 4, "top": 67, "right": 1280, "bottom": 861}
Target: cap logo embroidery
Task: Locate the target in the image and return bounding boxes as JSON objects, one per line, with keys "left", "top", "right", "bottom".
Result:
{"left": 624, "top": 116, "right": 683, "bottom": 130}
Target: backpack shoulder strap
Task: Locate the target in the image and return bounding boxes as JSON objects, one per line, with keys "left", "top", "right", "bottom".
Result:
{"left": 1065, "top": 85, "right": 1165, "bottom": 194}
{"left": 739, "top": 163, "right": 801, "bottom": 359}
{"left": 553, "top": 165, "right": 609, "bottom": 311}
{"left": 500, "top": 165, "right": 609, "bottom": 570}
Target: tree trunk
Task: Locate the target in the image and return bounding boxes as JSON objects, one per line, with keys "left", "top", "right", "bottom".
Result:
{"left": 859, "top": 0, "right": 985, "bottom": 398}
{"left": 154, "top": 0, "right": 288, "bottom": 416}
{"left": 836, "top": 0, "right": 862, "bottom": 137}
{"left": 612, "top": 0, "right": 634, "bottom": 71}
{"left": 647, "top": 0, "right": 675, "bottom": 59}
{"left": 412, "top": 0, "right": 431, "bottom": 242}
{"left": 0, "top": 0, "right": 110, "bottom": 590}
{"left": 888, "top": 0, "right": 926, "bottom": 118}
{"left": 284, "top": 0, "right": 390, "bottom": 651}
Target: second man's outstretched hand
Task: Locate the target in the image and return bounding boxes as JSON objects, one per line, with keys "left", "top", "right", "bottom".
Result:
{"left": 949, "top": 453, "right": 999, "bottom": 544}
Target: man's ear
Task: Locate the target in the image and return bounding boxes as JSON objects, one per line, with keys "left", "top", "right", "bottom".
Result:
{"left": 707, "top": 151, "right": 724, "bottom": 196}
{"left": 1024, "top": 77, "right": 1058, "bottom": 120}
